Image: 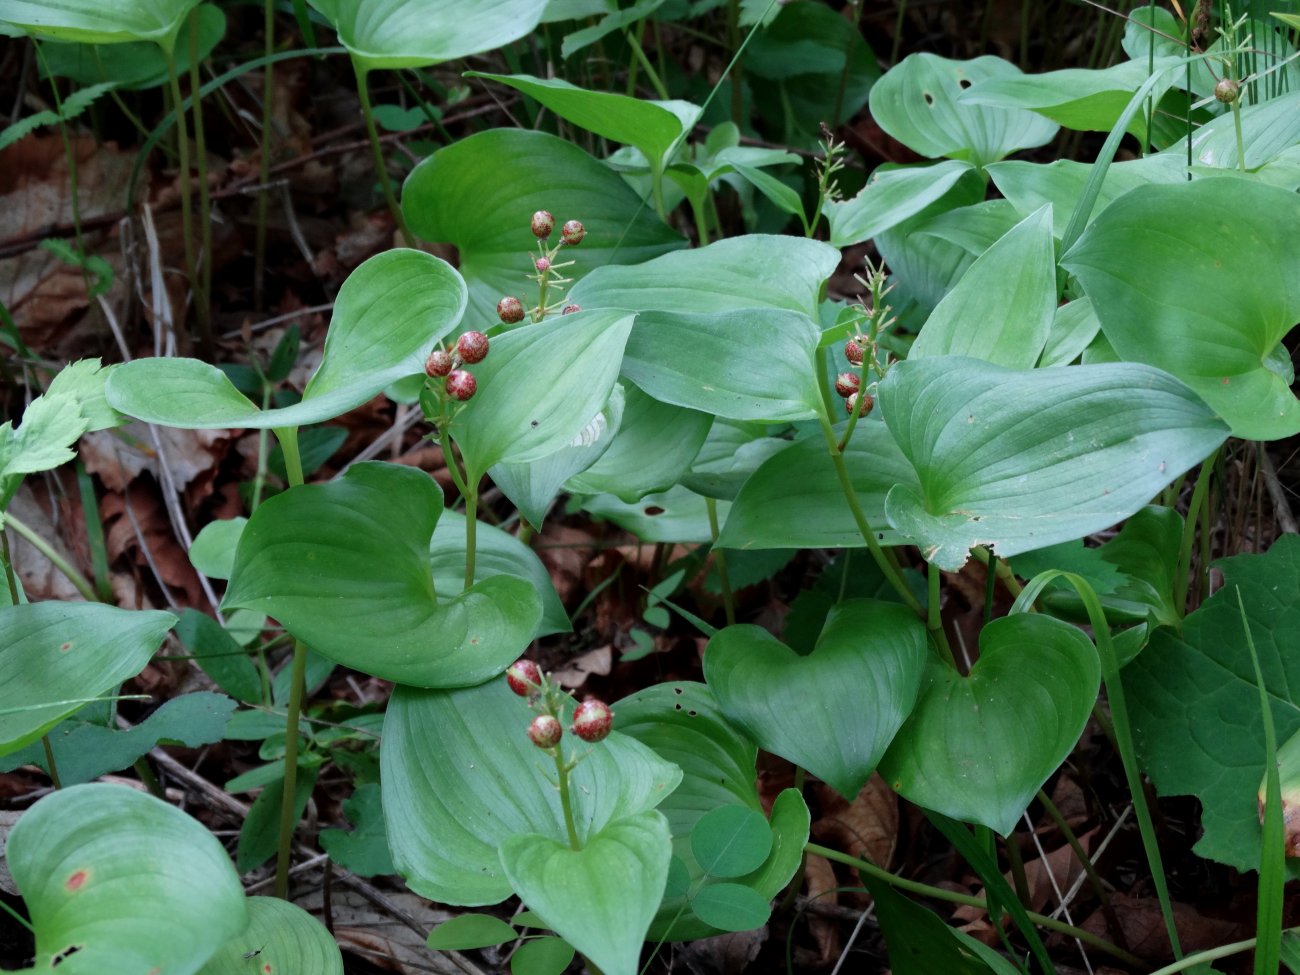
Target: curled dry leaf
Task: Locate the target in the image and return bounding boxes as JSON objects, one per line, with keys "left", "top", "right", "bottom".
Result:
{"left": 551, "top": 644, "right": 613, "bottom": 689}
{"left": 80, "top": 423, "right": 228, "bottom": 494}
{"left": 802, "top": 853, "right": 841, "bottom": 965}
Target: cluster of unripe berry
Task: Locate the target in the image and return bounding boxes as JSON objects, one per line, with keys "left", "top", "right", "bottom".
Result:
{"left": 494, "top": 210, "right": 586, "bottom": 326}
{"left": 506, "top": 658, "right": 613, "bottom": 749}
{"left": 424, "top": 329, "right": 490, "bottom": 402}
{"left": 838, "top": 336, "right": 874, "bottom": 417}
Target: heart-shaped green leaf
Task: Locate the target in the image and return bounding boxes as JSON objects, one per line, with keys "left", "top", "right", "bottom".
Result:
{"left": 222, "top": 462, "right": 541, "bottom": 686}
{"left": 7, "top": 783, "right": 247, "bottom": 973}
{"left": 105, "top": 250, "right": 466, "bottom": 429}
{"left": 501, "top": 812, "right": 671, "bottom": 975}
{"left": 1062, "top": 178, "right": 1300, "bottom": 440}
{"left": 879, "top": 613, "right": 1100, "bottom": 835}
{"left": 306, "top": 0, "right": 546, "bottom": 72}
{"left": 615, "top": 682, "right": 810, "bottom": 941}
{"left": 197, "top": 897, "right": 342, "bottom": 975}
{"left": 0, "top": 0, "right": 201, "bottom": 48}
{"left": 469, "top": 73, "right": 700, "bottom": 173}
{"left": 878, "top": 356, "right": 1229, "bottom": 570}
{"left": 704, "top": 600, "right": 927, "bottom": 798}
{"left": 823, "top": 161, "right": 979, "bottom": 248}
{"left": 402, "top": 130, "right": 684, "bottom": 322}
{"left": 382, "top": 679, "right": 681, "bottom": 906}
{"left": 867, "top": 54, "right": 1058, "bottom": 168}
{"left": 450, "top": 309, "right": 634, "bottom": 479}
{"left": 717, "top": 422, "right": 919, "bottom": 551}
{"left": 909, "top": 205, "right": 1057, "bottom": 368}
{"left": 0, "top": 603, "right": 175, "bottom": 756}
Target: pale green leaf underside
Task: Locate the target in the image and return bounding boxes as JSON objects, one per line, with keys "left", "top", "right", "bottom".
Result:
{"left": 198, "top": 897, "right": 343, "bottom": 975}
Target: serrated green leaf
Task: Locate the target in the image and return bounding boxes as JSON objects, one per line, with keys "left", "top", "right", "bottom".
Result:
{"left": 319, "top": 783, "right": 395, "bottom": 878}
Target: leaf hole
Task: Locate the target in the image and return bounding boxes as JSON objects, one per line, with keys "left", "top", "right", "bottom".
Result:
{"left": 958, "top": 77, "right": 972, "bottom": 89}
{"left": 50, "top": 945, "right": 83, "bottom": 967}
{"left": 644, "top": 506, "right": 665, "bottom": 516}
{"left": 674, "top": 703, "right": 683, "bottom": 710}
{"left": 530, "top": 420, "right": 540, "bottom": 428}
{"left": 923, "top": 91, "right": 935, "bottom": 105}
{"left": 673, "top": 687, "right": 683, "bottom": 695}
{"left": 687, "top": 710, "right": 698, "bottom": 717}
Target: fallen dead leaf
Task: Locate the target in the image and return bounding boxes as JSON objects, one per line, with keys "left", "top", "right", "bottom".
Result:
{"left": 1080, "top": 893, "right": 1244, "bottom": 964}
{"left": 803, "top": 852, "right": 841, "bottom": 965}
{"left": 80, "top": 422, "right": 228, "bottom": 494}
{"left": 811, "top": 774, "right": 898, "bottom": 869}
{"left": 552, "top": 644, "right": 612, "bottom": 689}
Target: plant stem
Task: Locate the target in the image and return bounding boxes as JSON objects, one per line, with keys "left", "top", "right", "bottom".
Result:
{"left": 832, "top": 0, "right": 862, "bottom": 124}
{"left": 271, "top": 426, "right": 307, "bottom": 901}
{"left": 253, "top": 0, "right": 275, "bottom": 310}
{"left": 727, "top": 0, "right": 743, "bottom": 125}
{"left": 133, "top": 756, "right": 165, "bottom": 798}
{"left": 705, "top": 497, "right": 735, "bottom": 626}
{"left": 0, "top": 897, "right": 33, "bottom": 935}
{"left": 624, "top": 25, "right": 669, "bottom": 99}
{"left": 0, "top": 527, "right": 20, "bottom": 604}
{"left": 187, "top": 9, "right": 213, "bottom": 339}
{"left": 352, "top": 59, "right": 416, "bottom": 248}
{"left": 464, "top": 486, "right": 478, "bottom": 592}
{"left": 1036, "top": 788, "right": 1127, "bottom": 947}
{"left": 1, "top": 513, "right": 97, "bottom": 602}
{"left": 41, "top": 736, "right": 62, "bottom": 788}
{"left": 1176, "top": 451, "right": 1217, "bottom": 617}
{"left": 804, "top": 842, "right": 1145, "bottom": 968}
{"left": 554, "top": 747, "right": 581, "bottom": 850}
{"left": 163, "top": 46, "right": 210, "bottom": 357}
{"left": 1148, "top": 938, "right": 1257, "bottom": 975}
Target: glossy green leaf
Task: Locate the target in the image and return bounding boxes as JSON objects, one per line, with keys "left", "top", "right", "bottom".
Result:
{"left": 1062, "top": 178, "right": 1300, "bottom": 440}
{"left": 1128, "top": 535, "right": 1300, "bottom": 875}
{"left": 0, "top": 0, "right": 202, "bottom": 47}
{"left": 426, "top": 913, "right": 518, "bottom": 950}
{"left": 39, "top": 3, "right": 224, "bottom": 89}
{"left": 689, "top": 883, "right": 771, "bottom": 933}
{"left": 867, "top": 54, "right": 1058, "bottom": 167}
{"left": 1172, "top": 90, "right": 1300, "bottom": 172}
{"left": 402, "top": 129, "right": 684, "bottom": 322}
{"left": 511, "top": 937, "right": 576, "bottom": 975}
{"left": 879, "top": 613, "right": 1100, "bottom": 835}
{"left": 581, "top": 484, "right": 726, "bottom": 543}
{"left": 381, "top": 679, "right": 681, "bottom": 905}
{"left": 7, "top": 783, "right": 247, "bottom": 973}
{"left": 0, "top": 603, "right": 175, "bottom": 756}
{"left": 451, "top": 309, "right": 634, "bottom": 479}
{"left": 705, "top": 600, "right": 927, "bottom": 798}
{"left": 690, "top": 805, "right": 772, "bottom": 879}
{"left": 222, "top": 462, "right": 541, "bottom": 686}
{"left": 306, "top": 0, "right": 545, "bottom": 71}
{"left": 237, "top": 763, "right": 318, "bottom": 872}
{"left": 501, "top": 811, "right": 671, "bottom": 975}
{"left": 430, "top": 510, "right": 569, "bottom": 638}
{"left": 566, "top": 384, "right": 712, "bottom": 502}
{"left": 615, "top": 682, "right": 810, "bottom": 941}
{"left": 864, "top": 875, "right": 1011, "bottom": 975}
{"left": 878, "top": 356, "right": 1228, "bottom": 570}
{"left": 470, "top": 73, "right": 699, "bottom": 172}
{"left": 909, "top": 205, "right": 1056, "bottom": 368}
{"left": 959, "top": 58, "right": 1176, "bottom": 135}
{"left": 1040, "top": 297, "right": 1101, "bottom": 368}
{"left": 319, "top": 783, "right": 395, "bottom": 878}
{"left": 823, "top": 161, "right": 979, "bottom": 248}
{"left": 198, "top": 897, "right": 342, "bottom": 975}
{"left": 680, "top": 421, "right": 788, "bottom": 502}
{"left": 910, "top": 198, "right": 1023, "bottom": 257}
{"left": 569, "top": 234, "right": 839, "bottom": 320}
{"left": 717, "top": 423, "right": 919, "bottom": 551}
{"left": 106, "top": 250, "right": 466, "bottom": 429}
{"left": 187, "top": 517, "right": 247, "bottom": 580}
{"left": 987, "top": 155, "right": 1184, "bottom": 238}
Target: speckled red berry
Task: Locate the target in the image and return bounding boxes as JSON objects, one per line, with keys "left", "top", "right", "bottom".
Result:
{"left": 531, "top": 210, "right": 555, "bottom": 239}
{"left": 845, "top": 392, "right": 874, "bottom": 417}
{"left": 506, "top": 659, "right": 542, "bottom": 696}
{"left": 446, "top": 370, "right": 477, "bottom": 401}
{"left": 835, "top": 372, "right": 860, "bottom": 398}
{"left": 562, "top": 304, "right": 581, "bottom": 315}
{"left": 535, "top": 256, "right": 551, "bottom": 274}
{"left": 457, "top": 331, "right": 489, "bottom": 364}
{"left": 561, "top": 220, "right": 586, "bottom": 246}
{"left": 528, "top": 714, "right": 563, "bottom": 749}
{"left": 845, "top": 339, "right": 865, "bottom": 366}
{"left": 497, "top": 296, "right": 525, "bottom": 324}
{"left": 424, "top": 349, "right": 453, "bottom": 377}
{"left": 1214, "top": 77, "right": 1240, "bottom": 104}
{"left": 572, "top": 698, "right": 613, "bottom": 743}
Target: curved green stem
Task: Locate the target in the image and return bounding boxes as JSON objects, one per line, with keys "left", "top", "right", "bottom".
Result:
{"left": 1, "top": 513, "right": 97, "bottom": 602}
{"left": 705, "top": 497, "right": 735, "bottom": 626}
{"left": 1148, "top": 938, "right": 1257, "bottom": 975}
{"left": 439, "top": 440, "right": 477, "bottom": 590}
{"left": 624, "top": 25, "right": 669, "bottom": 99}
{"left": 352, "top": 59, "right": 416, "bottom": 248}
{"left": 804, "top": 842, "right": 1145, "bottom": 969}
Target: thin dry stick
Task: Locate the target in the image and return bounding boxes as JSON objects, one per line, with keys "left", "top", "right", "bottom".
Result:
{"left": 1257, "top": 445, "right": 1298, "bottom": 534}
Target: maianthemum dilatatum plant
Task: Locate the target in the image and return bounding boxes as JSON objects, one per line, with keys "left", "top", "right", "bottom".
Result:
{"left": 5, "top": 0, "right": 1300, "bottom": 972}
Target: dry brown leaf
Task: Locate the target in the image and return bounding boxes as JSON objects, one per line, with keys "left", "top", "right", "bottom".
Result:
{"left": 536, "top": 523, "right": 597, "bottom": 606}
{"left": 811, "top": 774, "right": 898, "bottom": 869}
{"left": 676, "top": 927, "right": 767, "bottom": 975}
{"left": 803, "top": 853, "right": 841, "bottom": 966}
{"left": 101, "top": 490, "right": 204, "bottom": 607}
{"left": 1080, "top": 893, "right": 1244, "bottom": 963}
{"left": 80, "top": 423, "right": 228, "bottom": 494}
{"left": 295, "top": 886, "right": 468, "bottom": 975}
{"left": 6, "top": 488, "right": 85, "bottom": 602}
{"left": 552, "top": 645, "right": 613, "bottom": 689}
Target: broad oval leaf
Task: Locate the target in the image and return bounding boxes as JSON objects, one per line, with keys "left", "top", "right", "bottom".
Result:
{"left": 689, "top": 883, "right": 771, "bottom": 933}
{"left": 306, "top": 0, "right": 545, "bottom": 72}
{"left": 469, "top": 73, "right": 700, "bottom": 172}
{"left": 382, "top": 679, "right": 682, "bottom": 906}
{"left": 704, "top": 599, "right": 928, "bottom": 798}
{"left": 501, "top": 812, "right": 671, "bottom": 975}
{"left": 1062, "top": 178, "right": 1300, "bottom": 440}
{"left": 198, "top": 897, "right": 343, "bottom": 975}
{"left": 426, "top": 913, "right": 518, "bottom": 950}
{"left": 909, "top": 205, "right": 1057, "bottom": 368}
{"left": 581, "top": 484, "right": 727, "bottom": 543}
{"left": 222, "top": 461, "right": 541, "bottom": 686}
{"left": 824, "top": 160, "right": 979, "bottom": 248}
{"left": 451, "top": 309, "right": 635, "bottom": 479}
{"left": 402, "top": 129, "right": 684, "bottom": 322}
{"left": 106, "top": 250, "right": 466, "bottom": 429}
{"left": 7, "top": 783, "right": 247, "bottom": 973}
{"left": 878, "top": 356, "right": 1229, "bottom": 570}
{"left": 879, "top": 613, "right": 1100, "bottom": 835}
{"left": 0, "top": 603, "right": 175, "bottom": 756}
{"left": 0, "top": 0, "right": 201, "bottom": 47}
{"left": 867, "top": 54, "right": 1058, "bottom": 167}
{"left": 616, "top": 682, "right": 810, "bottom": 941}
{"left": 690, "top": 805, "right": 772, "bottom": 879}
